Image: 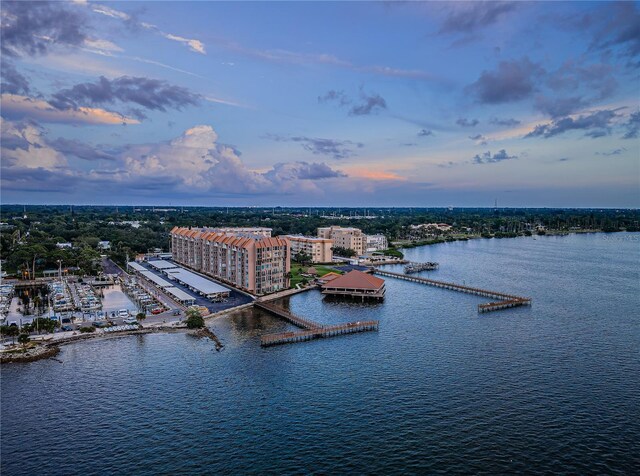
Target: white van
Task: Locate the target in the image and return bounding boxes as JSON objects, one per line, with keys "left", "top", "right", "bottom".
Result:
{"left": 118, "top": 309, "right": 130, "bottom": 319}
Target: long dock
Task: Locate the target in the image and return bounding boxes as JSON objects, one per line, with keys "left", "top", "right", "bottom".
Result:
{"left": 255, "top": 301, "right": 379, "bottom": 347}
{"left": 372, "top": 269, "right": 531, "bottom": 313}
{"left": 261, "top": 321, "right": 379, "bottom": 347}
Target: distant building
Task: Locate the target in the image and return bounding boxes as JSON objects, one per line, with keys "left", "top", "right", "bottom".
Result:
{"left": 204, "top": 227, "right": 272, "bottom": 237}
{"left": 108, "top": 220, "right": 142, "bottom": 228}
{"left": 317, "top": 226, "right": 365, "bottom": 255}
{"left": 321, "top": 270, "right": 385, "bottom": 300}
{"left": 98, "top": 240, "right": 111, "bottom": 250}
{"left": 56, "top": 242, "right": 72, "bottom": 249}
{"left": 284, "top": 235, "right": 333, "bottom": 263}
{"left": 170, "top": 227, "right": 289, "bottom": 295}
{"left": 365, "top": 234, "right": 388, "bottom": 252}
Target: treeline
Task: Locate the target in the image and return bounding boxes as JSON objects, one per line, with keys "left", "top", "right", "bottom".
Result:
{"left": 1, "top": 206, "right": 638, "bottom": 275}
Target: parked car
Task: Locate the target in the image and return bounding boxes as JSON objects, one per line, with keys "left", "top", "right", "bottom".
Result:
{"left": 61, "top": 325, "right": 73, "bottom": 332}
{"left": 123, "top": 318, "right": 138, "bottom": 325}
{"left": 172, "top": 310, "right": 181, "bottom": 316}
{"left": 151, "top": 308, "right": 163, "bottom": 315}
{"left": 61, "top": 318, "right": 71, "bottom": 324}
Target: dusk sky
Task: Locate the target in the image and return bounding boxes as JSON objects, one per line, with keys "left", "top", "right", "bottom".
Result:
{"left": 1, "top": 1, "right": 638, "bottom": 207}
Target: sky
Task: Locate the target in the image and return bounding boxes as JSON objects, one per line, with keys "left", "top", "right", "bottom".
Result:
{"left": 1, "top": 1, "right": 639, "bottom": 207}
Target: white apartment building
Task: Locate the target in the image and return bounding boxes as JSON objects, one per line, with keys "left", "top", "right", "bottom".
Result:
{"left": 317, "top": 226, "right": 365, "bottom": 255}
{"left": 285, "top": 235, "right": 333, "bottom": 263}
{"left": 365, "top": 234, "right": 388, "bottom": 252}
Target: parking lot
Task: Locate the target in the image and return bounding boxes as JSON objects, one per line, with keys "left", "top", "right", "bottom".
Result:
{"left": 137, "top": 261, "right": 254, "bottom": 313}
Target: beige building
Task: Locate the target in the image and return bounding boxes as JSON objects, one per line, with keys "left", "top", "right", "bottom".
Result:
{"left": 317, "top": 226, "right": 365, "bottom": 255}
{"left": 285, "top": 235, "right": 333, "bottom": 263}
{"left": 365, "top": 234, "right": 388, "bottom": 252}
{"left": 171, "top": 227, "right": 289, "bottom": 295}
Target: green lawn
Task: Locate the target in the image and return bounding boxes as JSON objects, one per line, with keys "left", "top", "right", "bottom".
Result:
{"left": 289, "top": 263, "right": 340, "bottom": 288}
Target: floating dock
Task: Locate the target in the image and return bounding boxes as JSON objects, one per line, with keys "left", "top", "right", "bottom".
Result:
{"left": 404, "top": 262, "right": 439, "bottom": 273}
{"left": 372, "top": 269, "right": 531, "bottom": 313}
{"left": 255, "top": 301, "right": 378, "bottom": 347}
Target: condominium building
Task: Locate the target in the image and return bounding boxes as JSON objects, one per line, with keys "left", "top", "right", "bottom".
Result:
{"left": 285, "top": 235, "right": 333, "bottom": 263}
{"left": 170, "top": 227, "right": 289, "bottom": 295}
{"left": 365, "top": 234, "right": 388, "bottom": 252}
{"left": 317, "top": 226, "right": 365, "bottom": 255}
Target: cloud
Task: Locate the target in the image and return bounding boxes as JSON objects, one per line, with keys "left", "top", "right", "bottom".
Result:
{"left": 49, "top": 137, "right": 118, "bottom": 161}
{"left": 0, "top": 1, "right": 87, "bottom": 57}
{"left": 264, "top": 162, "right": 346, "bottom": 181}
{"left": 469, "top": 134, "right": 488, "bottom": 145}
{"left": 547, "top": 60, "right": 617, "bottom": 101}
{"left": 418, "top": 129, "right": 433, "bottom": 137}
{"left": 1, "top": 93, "right": 140, "bottom": 125}
{"left": 318, "top": 88, "right": 388, "bottom": 116}
{"left": 1, "top": 123, "right": 350, "bottom": 198}
{"left": 162, "top": 34, "right": 206, "bottom": 55}
{"left": 489, "top": 117, "right": 521, "bottom": 127}
{"left": 88, "top": 3, "right": 206, "bottom": 55}
{"left": 438, "top": 1, "right": 520, "bottom": 35}
{"left": 0, "top": 119, "right": 67, "bottom": 169}
{"left": 622, "top": 111, "right": 640, "bottom": 139}
{"left": 588, "top": 2, "right": 640, "bottom": 62}
{"left": 350, "top": 92, "right": 387, "bottom": 116}
{"left": 472, "top": 149, "right": 517, "bottom": 164}
{"left": 467, "top": 57, "right": 544, "bottom": 104}
{"left": 456, "top": 118, "right": 479, "bottom": 127}
{"left": 596, "top": 148, "right": 627, "bottom": 157}
{"left": 0, "top": 60, "right": 30, "bottom": 94}
{"left": 534, "top": 95, "right": 589, "bottom": 119}
{"left": 525, "top": 109, "right": 618, "bottom": 139}
{"left": 83, "top": 38, "right": 123, "bottom": 53}
{"left": 265, "top": 134, "right": 363, "bottom": 160}
{"left": 49, "top": 76, "right": 200, "bottom": 112}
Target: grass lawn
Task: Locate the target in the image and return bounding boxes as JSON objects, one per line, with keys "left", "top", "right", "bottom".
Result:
{"left": 289, "top": 263, "right": 340, "bottom": 288}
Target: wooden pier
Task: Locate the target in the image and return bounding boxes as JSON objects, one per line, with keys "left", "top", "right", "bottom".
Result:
{"left": 255, "top": 301, "right": 379, "bottom": 347}
{"left": 254, "top": 301, "right": 321, "bottom": 330}
{"left": 373, "top": 269, "right": 531, "bottom": 313}
{"left": 261, "top": 321, "right": 379, "bottom": 347}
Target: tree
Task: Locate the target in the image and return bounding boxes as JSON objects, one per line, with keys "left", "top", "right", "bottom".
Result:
{"left": 332, "top": 246, "right": 357, "bottom": 258}
{"left": 136, "top": 312, "right": 146, "bottom": 322}
{"left": 293, "top": 252, "right": 312, "bottom": 265}
{"left": 18, "top": 333, "right": 30, "bottom": 351}
{"left": 185, "top": 308, "right": 205, "bottom": 329}
{"left": 4, "top": 326, "right": 19, "bottom": 345}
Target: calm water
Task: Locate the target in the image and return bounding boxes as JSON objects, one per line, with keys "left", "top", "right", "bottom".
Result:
{"left": 2, "top": 233, "right": 639, "bottom": 475}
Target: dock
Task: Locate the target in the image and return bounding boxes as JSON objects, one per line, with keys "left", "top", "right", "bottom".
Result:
{"left": 372, "top": 269, "right": 531, "bottom": 313}
{"left": 255, "top": 301, "right": 378, "bottom": 347}
{"left": 260, "top": 321, "right": 379, "bottom": 347}
{"left": 404, "top": 262, "right": 439, "bottom": 273}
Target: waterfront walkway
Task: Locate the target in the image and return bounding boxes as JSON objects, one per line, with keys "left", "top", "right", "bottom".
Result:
{"left": 255, "top": 301, "right": 378, "bottom": 347}
{"left": 372, "top": 269, "right": 531, "bottom": 313}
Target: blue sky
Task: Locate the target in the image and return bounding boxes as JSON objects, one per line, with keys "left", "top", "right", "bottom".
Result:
{"left": 1, "top": 1, "right": 638, "bottom": 207}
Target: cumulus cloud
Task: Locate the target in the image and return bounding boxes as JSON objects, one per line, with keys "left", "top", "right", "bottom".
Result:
{"left": 489, "top": 117, "right": 521, "bottom": 127}
{"left": 417, "top": 129, "right": 433, "bottom": 137}
{"left": 0, "top": 119, "right": 67, "bottom": 169}
{"left": 1, "top": 1, "right": 87, "bottom": 57}
{"left": 467, "top": 57, "right": 544, "bottom": 104}
{"left": 318, "top": 88, "right": 388, "bottom": 116}
{"left": 534, "top": 96, "right": 589, "bottom": 119}
{"left": 265, "top": 134, "right": 363, "bottom": 160}
{"left": 622, "top": 111, "right": 640, "bottom": 139}
{"left": 1, "top": 94, "right": 140, "bottom": 125}
{"left": 456, "top": 117, "right": 479, "bottom": 127}
{"left": 525, "top": 109, "right": 618, "bottom": 139}
{"left": 49, "top": 76, "right": 200, "bottom": 112}
{"left": 0, "top": 60, "right": 30, "bottom": 94}
{"left": 472, "top": 149, "right": 517, "bottom": 164}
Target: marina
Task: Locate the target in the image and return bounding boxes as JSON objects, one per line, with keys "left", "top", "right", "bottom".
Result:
{"left": 404, "top": 261, "right": 439, "bottom": 273}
